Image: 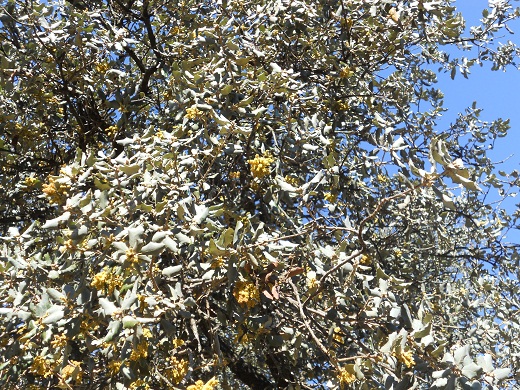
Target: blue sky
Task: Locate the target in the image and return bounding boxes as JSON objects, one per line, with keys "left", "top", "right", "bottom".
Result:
{"left": 436, "top": 1, "right": 520, "bottom": 240}
{"left": 438, "top": 1, "right": 520, "bottom": 168}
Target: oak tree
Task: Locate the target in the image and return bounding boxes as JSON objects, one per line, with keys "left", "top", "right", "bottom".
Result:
{"left": 1, "top": 0, "right": 520, "bottom": 389}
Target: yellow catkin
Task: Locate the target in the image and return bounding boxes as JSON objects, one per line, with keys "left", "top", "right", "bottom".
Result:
{"left": 187, "top": 377, "right": 219, "bottom": 390}
{"left": 233, "top": 281, "right": 260, "bottom": 309}
{"left": 247, "top": 152, "right": 274, "bottom": 179}
{"left": 338, "top": 365, "right": 357, "bottom": 385}
{"left": 185, "top": 106, "right": 204, "bottom": 119}
{"left": 165, "top": 356, "right": 189, "bottom": 384}
{"left": 395, "top": 350, "right": 415, "bottom": 368}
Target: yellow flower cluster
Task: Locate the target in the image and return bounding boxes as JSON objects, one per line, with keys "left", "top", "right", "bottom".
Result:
{"left": 324, "top": 192, "right": 337, "bottom": 203}
{"left": 210, "top": 256, "right": 225, "bottom": 269}
{"left": 360, "top": 254, "right": 372, "bottom": 265}
{"left": 307, "top": 276, "right": 319, "bottom": 290}
{"left": 60, "top": 360, "right": 82, "bottom": 384}
{"left": 233, "top": 281, "right": 260, "bottom": 309}
{"left": 130, "top": 378, "right": 151, "bottom": 390}
{"left": 247, "top": 152, "right": 274, "bottom": 179}
{"left": 395, "top": 350, "right": 415, "bottom": 368}
{"left": 377, "top": 174, "right": 389, "bottom": 184}
{"left": 172, "top": 338, "right": 185, "bottom": 348}
{"left": 108, "top": 360, "right": 123, "bottom": 375}
{"left": 130, "top": 340, "right": 149, "bottom": 361}
{"left": 126, "top": 247, "right": 139, "bottom": 264}
{"left": 339, "top": 66, "right": 354, "bottom": 78}
{"left": 24, "top": 176, "right": 39, "bottom": 187}
{"left": 185, "top": 106, "right": 204, "bottom": 120}
{"left": 229, "top": 171, "right": 241, "bottom": 179}
{"left": 338, "top": 365, "right": 357, "bottom": 385}
{"left": 284, "top": 175, "right": 300, "bottom": 187}
{"left": 42, "top": 177, "right": 69, "bottom": 204}
{"left": 187, "top": 377, "right": 219, "bottom": 390}
{"left": 60, "top": 238, "right": 77, "bottom": 253}
{"left": 80, "top": 312, "right": 101, "bottom": 333}
{"left": 51, "top": 333, "right": 68, "bottom": 349}
{"left": 165, "top": 356, "right": 189, "bottom": 384}
{"left": 105, "top": 125, "right": 118, "bottom": 137}
{"left": 170, "top": 26, "right": 182, "bottom": 35}
{"left": 91, "top": 268, "right": 122, "bottom": 295}
{"left": 95, "top": 62, "right": 110, "bottom": 73}
{"left": 336, "top": 101, "right": 349, "bottom": 111}
{"left": 333, "top": 327, "right": 344, "bottom": 344}
{"left": 30, "top": 356, "right": 53, "bottom": 378}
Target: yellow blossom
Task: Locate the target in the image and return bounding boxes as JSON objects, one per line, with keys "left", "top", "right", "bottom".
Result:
{"left": 324, "top": 192, "right": 337, "bottom": 203}
{"left": 247, "top": 152, "right": 274, "bottom": 179}
{"left": 336, "top": 101, "right": 349, "bottom": 111}
{"left": 377, "top": 174, "right": 389, "bottom": 183}
{"left": 60, "top": 238, "right": 76, "bottom": 253}
{"left": 333, "top": 327, "right": 344, "bottom": 344}
{"left": 105, "top": 125, "right": 118, "bottom": 137}
{"left": 210, "top": 256, "right": 225, "bottom": 269}
{"left": 307, "top": 276, "right": 319, "bottom": 290}
{"left": 187, "top": 377, "right": 219, "bottom": 390}
{"left": 125, "top": 247, "right": 139, "bottom": 264}
{"left": 130, "top": 378, "right": 151, "bottom": 390}
{"left": 233, "top": 280, "right": 260, "bottom": 309}
{"left": 129, "top": 340, "right": 149, "bottom": 361}
{"left": 142, "top": 328, "right": 153, "bottom": 339}
{"left": 339, "top": 66, "right": 355, "bottom": 78}
{"left": 170, "top": 26, "right": 182, "bottom": 35}
{"left": 165, "top": 356, "right": 189, "bottom": 384}
{"left": 229, "top": 171, "right": 241, "bottom": 179}
{"left": 395, "top": 350, "right": 415, "bottom": 368}
{"left": 91, "top": 268, "right": 122, "bottom": 295}
{"left": 108, "top": 360, "right": 123, "bottom": 375}
{"left": 95, "top": 62, "right": 110, "bottom": 73}
{"left": 60, "top": 360, "right": 82, "bottom": 383}
{"left": 24, "top": 176, "right": 39, "bottom": 187}
{"left": 172, "top": 338, "right": 185, "bottom": 348}
{"left": 51, "top": 333, "right": 68, "bottom": 349}
{"left": 185, "top": 106, "right": 204, "bottom": 120}
{"left": 360, "top": 254, "right": 372, "bottom": 265}
{"left": 137, "top": 294, "right": 148, "bottom": 310}
{"left": 284, "top": 175, "right": 300, "bottom": 187}
{"left": 42, "top": 176, "right": 69, "bottom": 204}
{"left": 30, "top": 356, "right": 53, "bottom": 378}
{"left": 338, "top": 364, "right": 357, "bottom": 386}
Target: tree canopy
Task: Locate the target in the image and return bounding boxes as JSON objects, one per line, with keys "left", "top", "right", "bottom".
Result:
{"left": 1, "top": 0, "right": 520, "bottom": 389}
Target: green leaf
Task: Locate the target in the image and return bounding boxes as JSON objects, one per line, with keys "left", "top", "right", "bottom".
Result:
{"left": 162, "top": 265, "right": 183, "bottom": 276}
{"left": 492, "top": 368, "right": 511, "bottom": 381}
{"left": 41, "top": 212, "right": 71, "bottom": 229}
{"left": 140, "top": 241, "right": 164, "bottom": 255}
{"left": 461, "top": 362, "right": 481, "bottom": 379}
{"left": 122, "top": 315, "right": 139, "bottom": 328}
{"left": 42, "top": 306, "right": 65, "bottom": 324}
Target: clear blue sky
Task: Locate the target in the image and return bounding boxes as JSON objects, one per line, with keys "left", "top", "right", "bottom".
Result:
{"left": 436, "top": 1, "right": 520, "bottom": 240}
{"left": 438, "top": 1, "right": 520, "bottom": 168}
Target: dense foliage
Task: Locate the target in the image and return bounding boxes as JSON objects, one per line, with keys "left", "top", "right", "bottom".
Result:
{"left": 1, "top": 0, "right": 520, "bottom": 388}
